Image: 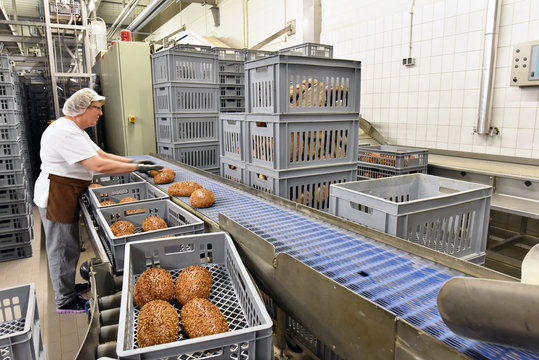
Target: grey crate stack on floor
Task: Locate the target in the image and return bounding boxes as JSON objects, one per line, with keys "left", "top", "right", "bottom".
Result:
{"left": 0, "top": 55, "right": 34, "bottom": 263}
{"left": 214, "top": 47, "right": 246, "bottom": 113}
{"left": 220, "top": 44, "right": 362, "bottom": 212}
{"left": 152, "top": 46, "right": 220, "bottom": 173}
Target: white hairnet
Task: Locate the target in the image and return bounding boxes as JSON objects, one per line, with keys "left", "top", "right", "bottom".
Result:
{"left": 62, "top": 88, "right": 106, "bottom": 116}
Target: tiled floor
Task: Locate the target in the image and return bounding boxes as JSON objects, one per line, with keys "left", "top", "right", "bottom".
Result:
{"left": 0, "top": 206, "right": 95, "bottom": 360}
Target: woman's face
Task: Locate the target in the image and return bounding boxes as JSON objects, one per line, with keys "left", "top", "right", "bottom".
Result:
{"left": 81, "top": 100, "right": 104, "bottom": 128}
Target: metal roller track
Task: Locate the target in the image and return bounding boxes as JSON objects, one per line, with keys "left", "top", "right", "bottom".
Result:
{"left": 132, "top": 155, "right": 539, "bottom": 360}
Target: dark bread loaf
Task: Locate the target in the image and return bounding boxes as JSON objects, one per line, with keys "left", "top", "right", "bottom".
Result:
{"left": 180, "top": 298, "right": 229, "bottom": 338}
{"left": 175, "top": 265, "right": 212, "bottom": 305}
{"left": 134, "top": 267, "right": 175, "bottom": 307}
{"left": 168, "top": 181, "right": 202, "bottom": 196}
{"left": 190, "top": 188, "right": 215, "bottom": 208}
{"left": 137, "top": 299, "right": 178, "bottom": 347}
{"left": 142, "top": 216, "right": 168, "bottom": 232}
{"left": 110, "top": 220, "right": 135, "bottom": 237}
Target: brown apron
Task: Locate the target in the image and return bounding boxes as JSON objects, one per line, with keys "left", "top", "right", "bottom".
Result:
{"left": 46, "top": 174, "right": 91, "bottom": 223}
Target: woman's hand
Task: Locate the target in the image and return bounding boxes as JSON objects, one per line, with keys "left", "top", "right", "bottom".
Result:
{"left": 136, "top": 164, "right": 164, "bottom": 173}
{"left": 131, "top": 159, "right": 156, "bottom": 165}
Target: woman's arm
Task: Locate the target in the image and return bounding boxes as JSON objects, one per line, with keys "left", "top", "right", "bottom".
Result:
{"left": 79, "top": 155, "right": 137, "bottom": 174}
{"left": 97, "top": 149, "right": 132, "bottom": 163}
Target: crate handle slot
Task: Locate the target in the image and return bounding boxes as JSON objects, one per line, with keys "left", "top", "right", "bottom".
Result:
{"left": 350, "top": 202, "right": 372, "bottom": 215}
{"left": 163, "top": 243, "right": 194, "bottom": 255}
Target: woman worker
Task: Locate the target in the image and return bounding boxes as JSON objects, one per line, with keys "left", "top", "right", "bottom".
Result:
{"left": 33, "top": 88, "right": 162, "bottom": 313}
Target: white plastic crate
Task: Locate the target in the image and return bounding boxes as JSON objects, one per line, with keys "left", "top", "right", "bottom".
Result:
{"left": 88, "top": 181, "right": 169, "bottom": 210}
{"left": 0, "top": 185, "right": 26, "bottom": 203}
{"left": 247, "top": 162, "right": 357, "bottom": 212}
{"left": 155, "top": 113, "right": 219, "bottom": 143}
{"left": 157, "top": 141, "right": 220, "bottom": 169}
{"left": 244, "top": 49, "right": 277, "bottom": 61}
{"left": 0, "top": 97, "right": 19, "bottom": 111}
{"left": 220, "top": 155, "right": 246, "bottom": 184}
{"left": 219, "top": 113, "right": 247, "bottom": 161}
{"left": 0, "top": 125, "right": 21, "bottom": 141}
{"left": 219, "top": 73, "right": 244, "bottom": 85}
{"left": 245, "top": 55, "right": 361, "bottom": 114}
{"left": 329, "top": 174, "right": 492, "bottom": 263}
{"left": 117, "top": 232, "right": 273, "bottom": 360}
{"left": 213, "top": 47, "right": 245, "bottom": 61}
{"left": 246, "top": 113, "right": 359, "bottom": 170}
{"left": 0, "top": 155, "right": 23, "bottom": 171}
{"left": 220, "top": 97, "right": 245, "bottom": 112}
{"left": 0, "top": 69, "right": 14, "bottom": 84}
{"left": 0, "top": 228, "right": 32, "bottom": 248}
{"left": 0, "top": 140, "right": 22, "bottom": 156}
{"left": 0, "top": 283, "right": 44, "bottom": 359}
{"left": 153, "top": 83, "right": 220, "bottom": 114}
{"left": 218, "top": 61, "right": 244, "bottom": 73}
{"left": 220, "top": 86, "right": 244, "bottom": 97}
{"left": 96, "top": 199, "right": 205, "bottom": 272}
{"left": 0, "top": 170, "right": 24, "bottom": 186}
{"left": 0, "top": 83, "right": 16, "bottom": 97}
{"left": 151, "top": 50, "right": 218, "bottom": 84}
{"left": 279, "top": 43, "right": 334, "bottom": 58}
{"left": 0, "top": 111, "right": 22, "bottom": 125}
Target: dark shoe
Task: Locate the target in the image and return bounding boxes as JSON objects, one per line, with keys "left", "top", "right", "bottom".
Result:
{"left": 75, "top": 282, "right": 91, "bottom": 295}
{"left": 56, "top": 296, "right": 87, "bottom": 314}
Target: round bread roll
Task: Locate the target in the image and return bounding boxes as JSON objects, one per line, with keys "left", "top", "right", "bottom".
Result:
{"left": 110, "top": 220, "right": 135, "bottom": 237}
{"left": 148, "top": 169, "right": 160, "bottom": 177}
{"left": 137, "top": 300, "right": 178, "bottom": 348}
{"left": 134, "top": 267, "right": 175, "bottom": 307}
{"left": 119, "top": 196, "right": 138, "bottom": 203}
{"left": 100, "top": 200, "right": 116, "bottom": 206}
{"left": 168, "top": 181, "right": 202, "bottom": 197}
{"left": 175, "top": 265, "right": 212, "bottom": 305}
{"left": 190, "top": 188, "right": 215, "bottom": 208}
{"left": 89, "top": 183, "right": 103, "bottom": 188}
{"left": 154, "top": 168, "right": 175, "bottom": 184}
{"left": 180, "top": 298, "right": 229, "bottom": 338}
{"left": 142, "top": 216, "right": 168, "bottom": 232}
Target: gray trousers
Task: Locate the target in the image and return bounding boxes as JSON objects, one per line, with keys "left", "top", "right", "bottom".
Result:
{"left": 38, "top": 207, "right": 80, "bottom": 307}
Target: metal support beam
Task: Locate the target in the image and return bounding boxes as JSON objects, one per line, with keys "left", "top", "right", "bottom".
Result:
{"left": 177, "top": 0, "right": 216, "bottom": 5}
{"left": 0, "top": 35, "right": 44, "bottom": 43}
{"left": 250, "top": 23, "right": 294, "bottom": 50}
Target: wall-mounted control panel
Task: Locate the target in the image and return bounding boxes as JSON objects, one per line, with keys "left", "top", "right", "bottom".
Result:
{"left": 511, "top": 40, "right": 539, "bottom": 87}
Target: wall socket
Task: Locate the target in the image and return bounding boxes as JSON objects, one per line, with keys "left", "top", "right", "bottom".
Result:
{"left": 403, "top": 57, "right": 416, "bottom": 66}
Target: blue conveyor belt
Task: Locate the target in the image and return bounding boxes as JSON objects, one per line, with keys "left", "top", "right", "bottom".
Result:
{"left": 136, "top": 156, "right": 539, "bottom": 360}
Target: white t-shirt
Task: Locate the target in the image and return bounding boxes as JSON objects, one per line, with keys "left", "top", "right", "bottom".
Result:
{"left": 33, "top": 117, "right": 100, "bottom": 208}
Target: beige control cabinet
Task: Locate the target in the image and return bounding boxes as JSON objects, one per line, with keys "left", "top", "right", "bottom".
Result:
{"left": 98, "top": 41, "right": 156, "bottom": 155}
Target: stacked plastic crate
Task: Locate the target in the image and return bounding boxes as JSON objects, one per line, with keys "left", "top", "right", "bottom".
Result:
{"left": 0, "top": 55, "right": 34, "bottom": 263}
{"left": 214, "top": 47, "right": 246, "bottom": 113}
{"left": 220, "top": 47, "right": 361, "bottom": 212}
{"left": 357, "top": 144, "right": 428, "bottom": 179}
{"left": 152, "top": 46, "right": 220, "bottom": 173}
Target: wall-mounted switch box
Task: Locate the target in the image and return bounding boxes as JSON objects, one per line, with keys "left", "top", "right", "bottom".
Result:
{"left": 510, "top": 40, "right": 539, "bottom": 87}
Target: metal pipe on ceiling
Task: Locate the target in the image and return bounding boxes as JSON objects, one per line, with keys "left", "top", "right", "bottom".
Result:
{"left": 475, "top": 0, "right": 502, "bottom": 135}
{"left": 107, "top": 0, "right": 143, "bottom": 38}
{"left": 126, "top": 0, "right": 167, "bottom": 32}
{"left": 106, "top": 0, "right": 137, "bottom": 37}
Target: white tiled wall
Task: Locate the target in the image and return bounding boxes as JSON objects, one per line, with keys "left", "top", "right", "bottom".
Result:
{"left": 321, "top": 0, "right": 539, "bottom": 158}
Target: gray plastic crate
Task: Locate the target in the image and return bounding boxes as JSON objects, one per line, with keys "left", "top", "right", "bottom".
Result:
{"left": 220, "top": 73, "right": 244, "bottom": 85}
{"left": 170, "top": 44, "right": 214, "bottom": 54}
{"left": 0, "top": 214, "right": 30, "bottom": 231}
{"left": 0, "top": 83, "right": 16, "bottom": 96}
{"left": 155, "top": 113, "right": 219, "bottom": 143}
{"left": 358, "top": 145, "right": 428, "bottom": 170}
{"left": 218, "top": 61, "right": 244, "bottom": 73}
{"left": 92, "top": 172, "right": 141, "bottom": 186}
{"left": 157, "top": 140, "right": 220, "bottom": 169}
{"left": 219, "top": 113, "right": 247, "bottom": 161}
{"left": 0, "top": 228, "right": 32, "bottom": 248}
{"left": 0, "top": 140, "right": 22, "bottom": 156}
{"left": 117, "top": 232, "right": 273, "bottom": 360}
{"left": 279, "top": 43, "right": 334, "bottom": 58}
{"left": 220, "top": 85, "right": 245, "bottom": 97}
{"left": 247, "top": 162, "right": 357, "bottom": 212}
{"left": 0, "top": 170, "right": 24, "bottom": 186}
{"left": 213, "top": 47, "right": 245, "bottom": 61}
{"left": 0, "top": 283, "right": 44, "bottom": 359}
{"left": 0, "top": 201, "right": 29, "bottom": 217}
{"left": 357, "top": 163, "right": 428, "bottom": 180}
{"left": 0, "top": 97, "right": 19, "bottom": 111}
{"left": 153, "top": 83, "right": 220, "bottom": 113}
{"left": 0, "top": 243, "right": 32, "bottom": 262}
{"left": 88, "top": 181, "right": 169, "bottom": 210}
{"left": 0, "top": 185, "right": 26, "bottom": 203}
{"left": 220, "top": 155, "right": 246, "bottom": 184}
{"left": 244, "top": 49, "right": 278, "bottom": 61}
{"left": 245, "top": 55, "right": 361, "bottom": 114}
{"left": 0, "top": 155, "right": 23, "bottom": 171}
{"left": 0, "top": 55, "right": 11, "bottom": 69}
{"left": 151, "top": 49, "right": 218, "bottom": 84}
{"left": 96, "top": 199, "right": 204, "bottom": 272}
{"left": 329, "top": 174, "right": 492, "bottom": 263}
{"left": 220, "top": 97, "right": 245, "bottom": 112}
{"left": 0, "top": 125, "right": 21, "bottom": 141}
{"left": 246, "top": 113, "right": 359, "bottom": 170}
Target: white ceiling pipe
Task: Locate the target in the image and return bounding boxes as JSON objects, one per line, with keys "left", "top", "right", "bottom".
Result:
{"left": 106, "top": 0, "right": 137, "bottom": 37}
{"left": 126, "top": 0, "right": 166, "bottom": 32}
{"left": 108, "top": 0, "right": 143, "bottom": 38}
